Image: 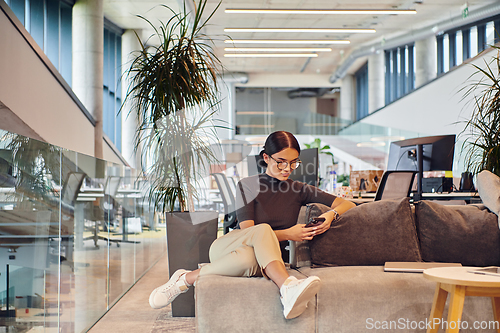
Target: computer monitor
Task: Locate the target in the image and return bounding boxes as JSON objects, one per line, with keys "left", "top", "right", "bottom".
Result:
{"left": 247, "top": 155, "right": 264, "bottom": 176}
{"left": 386, "top": 134, "right": 455, "bottom": 199}
{"left": 387, "top": 135, "right": 455, "bottom": 172}
{"left": 246, "top": 148, "right": 319, "bottom": 186}
{"left": 289, "top": 148, "right": 319, "bottom": 186}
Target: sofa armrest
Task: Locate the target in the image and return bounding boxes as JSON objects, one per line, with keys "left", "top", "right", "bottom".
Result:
{"left": 289, "top": 239, "right": 311, "bottom": 268}
{"left": 289, "top": 205, "right": 311, "bottom": 268}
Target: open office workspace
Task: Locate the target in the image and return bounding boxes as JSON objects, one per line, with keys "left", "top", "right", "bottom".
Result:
{"left": 2, "top": 0, "right": 500, "bottom": 332}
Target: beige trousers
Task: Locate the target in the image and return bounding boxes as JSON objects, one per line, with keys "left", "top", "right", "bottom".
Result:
{"left": 198, "top": 223, "right": 284, "bottom": 278}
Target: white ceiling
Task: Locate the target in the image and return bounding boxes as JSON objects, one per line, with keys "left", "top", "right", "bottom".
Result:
{"left": 103, "top": 0, "right": 499, "bottom": 77}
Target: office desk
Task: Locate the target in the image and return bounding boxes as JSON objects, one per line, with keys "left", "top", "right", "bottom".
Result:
{"left": 419, "top": 192, "right": 481, "bottom": 204}
{"left": 75, "top": 187, "right": 141, "bottom": 245}
{"left": 349, "top": 198, "right": 374, "bottom": 205}
{"left": 116, "top": 188, "right": 144, "bottom": 239}
{"left": 347, "top": 192, "right": 481, "bottom": 205}
{"left": 77, "top": 187, "right": 104, "bottom": 201}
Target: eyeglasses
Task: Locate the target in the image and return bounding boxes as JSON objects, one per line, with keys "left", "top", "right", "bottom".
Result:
{"left": 268, "top": 155, "right": 301, "bottom": 170}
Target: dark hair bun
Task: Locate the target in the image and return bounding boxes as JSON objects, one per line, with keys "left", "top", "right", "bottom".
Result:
{"left": 263, "top": 131, "right": 300, "bottom": 157}
{"left": 257, "top": 150, "right": 267, "bottom": 168}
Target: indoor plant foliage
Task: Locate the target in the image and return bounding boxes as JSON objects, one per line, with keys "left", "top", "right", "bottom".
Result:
{"left": 305, "top": 138, "right": 335, "bottom": 165}
{"left": 144, "top": 108, "right": 220, "bottom": 213}
{"left": 4, "top": 133, "right": 62, "bottom": 205}
{"left": 460, "top": 46, "right": 500, "bottom": 177}
{"left": 124, "top": 0, "right": 224, "bottom": 213}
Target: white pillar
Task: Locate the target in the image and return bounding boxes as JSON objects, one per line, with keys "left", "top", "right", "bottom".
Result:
{"left": 368, "top": 51, "right": 385, "bottom": 113}
{"left": 121, "top": 29, "right": 142, "bottom": 169}
{"left": 215, "top": 79, "right": 234, "bottom": 141}
{"left": 415, "top": 36, "right": 437, "bottom": 88}
{"left": 340, "top": 74, "right": 354, "bottom": 123}
{"left": 72, "top": 0, "right": 104, "bottom": 159}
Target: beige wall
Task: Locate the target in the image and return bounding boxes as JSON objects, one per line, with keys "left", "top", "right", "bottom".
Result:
{"left": 0, "top": 7, "right": 94, "bottom": 156}
{"left": 0, "top": 5, "right": 127, "bottom": 166}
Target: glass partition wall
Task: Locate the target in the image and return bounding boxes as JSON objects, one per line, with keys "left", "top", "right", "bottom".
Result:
{"left": 234, "top": 87, "right": 350, "bottom": 136}
{"left": 234, "top": 86, "right": 468, "bottom": 189}
{"left": 0, "top": 129, "right": 165, "bottom": 332}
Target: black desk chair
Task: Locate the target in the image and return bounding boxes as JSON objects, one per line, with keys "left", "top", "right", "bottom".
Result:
{"left": 84, "top": 176, "right": 122, "bottom": 248}
{"left": 61, "top": 172, "right": 86, "bottom": 209}
{"left": 211, "top": 173, "right": 238, "bottom": 234}
{"left": 374, "top": 171, "right": 418, "bottom": 201}
{"left": 52, "top": 171, "right": 86, "bottom": 268}
{"left": 133, "top": 179, "right": 154, "bottom": 231}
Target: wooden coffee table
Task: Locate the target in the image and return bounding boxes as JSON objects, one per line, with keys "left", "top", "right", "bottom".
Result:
{"left": 423, "top": 267, "right": 500, "bottom": 333}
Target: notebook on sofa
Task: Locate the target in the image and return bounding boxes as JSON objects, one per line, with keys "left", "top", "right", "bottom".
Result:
{"left": 384, "top": 262, "right": 462, "bottom": 273}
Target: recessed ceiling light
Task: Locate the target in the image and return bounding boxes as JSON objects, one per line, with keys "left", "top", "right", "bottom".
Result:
{"left": 224, "top": 47, "right": 332, "bottom": 52}
{"left": 224, "top": 39, "right": 350, "bottom": 45}
{"left": 225, "top": 8, "right": 417, "bottom": 15}
{"left": 224, "top": 53, "right": 319, "bottom": 58}
{"left": 224, "top": 28, "right": 376, "bottom": 33}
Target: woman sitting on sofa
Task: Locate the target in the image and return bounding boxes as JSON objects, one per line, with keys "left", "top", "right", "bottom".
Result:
{"left": 149, "top": 131, "right": 356, "bottom": 319}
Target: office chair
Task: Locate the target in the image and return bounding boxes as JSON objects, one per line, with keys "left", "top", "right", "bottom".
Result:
{"left": 134, "top": 179, "right": 154, "bottom": 231}
{"left": 374, "top": 171, "right": 418, "bottom": 201}
{"left": 227, "top": 176, "right": 237, "bottom": 197}
{"left": 60, "top": 172, "right": 87, "bottom": 213}
{"left": 84, "top": 176, "right": 122, "bottom": 248}
{"left": 211, "top": 173, "right": 238, "bottom": 234}
{"left": 53, "top": 171, "right": 86, "bottom": 268}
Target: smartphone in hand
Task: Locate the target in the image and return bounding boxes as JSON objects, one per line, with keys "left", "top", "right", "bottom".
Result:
{"left": 306, "top": 217, "right": 325, "bottom": 228}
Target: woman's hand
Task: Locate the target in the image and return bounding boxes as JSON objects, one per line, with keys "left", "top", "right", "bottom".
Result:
{"left": 311, "top": 213, "right": 334, "bottom": 236}
{"left": 285, "top": 224, "right": 319, "bottom": 242}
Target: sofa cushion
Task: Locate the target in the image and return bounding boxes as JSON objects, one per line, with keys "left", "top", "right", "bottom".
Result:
{"left": 308, "top": 198, "right": 421, "bottom": 266}
{"left": 298, "top": 266, "right": 495, "bottom": 333}
{"left": 195, "top": 269, "right": 315, "bottom": 333}
{"left": 477, "top": 170, "right": 500, "bottom": 228}
{"left": 415, "top": 200, "right": 500, "bottom": 266}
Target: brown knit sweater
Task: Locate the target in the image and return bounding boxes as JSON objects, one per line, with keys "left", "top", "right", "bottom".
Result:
{"left": 235, "top": 173, "right": 336, "bottom": 260}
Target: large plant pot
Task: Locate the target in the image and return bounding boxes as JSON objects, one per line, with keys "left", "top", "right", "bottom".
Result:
{"left": 166, "top": 210, "right": 218, "bottom": 317}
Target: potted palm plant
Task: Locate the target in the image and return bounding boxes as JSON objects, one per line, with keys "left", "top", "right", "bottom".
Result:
{"left": 123, "top": 0, "right": 223, "bottom": 317}
{"left": 459, "top": 45, "right": 500, "bottom": 179}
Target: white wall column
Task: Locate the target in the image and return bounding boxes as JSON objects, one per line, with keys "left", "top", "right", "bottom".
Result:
{"left": 214, "top": 79, "right": 234, "bottom": 142}
{"left": 339, "top": 74, "right": 354, "bottom": 123}
{"left": 415, "top": 36, "right": 437, "bottom": 88}
{"left": 121, "top": 29, "right": 141, "bottom": 169}
{"left": 368, "top": 51, "right": 385, "bottom": 113}
{"left": 72, "top": 0, "right": 103, "bottom": 159}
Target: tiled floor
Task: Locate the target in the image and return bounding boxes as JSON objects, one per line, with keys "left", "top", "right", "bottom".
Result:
{"left": 86, "top": 252, "right": 196, "bottom": 333}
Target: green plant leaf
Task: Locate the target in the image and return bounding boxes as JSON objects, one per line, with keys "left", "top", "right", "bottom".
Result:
{"left": 122, "top": 0, "right": 225, "bottom": 212}
{"left": 458, "top": 49, "right": 500, "bottom": 178}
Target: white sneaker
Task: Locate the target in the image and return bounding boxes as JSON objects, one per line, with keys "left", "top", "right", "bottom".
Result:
{"left": 149, "top": 269, "right": 190, "bottom": 309}
{"left": 280, "top": 276, "right": 321, "bottom": 319}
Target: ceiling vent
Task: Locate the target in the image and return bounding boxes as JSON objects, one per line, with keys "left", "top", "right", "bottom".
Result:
{"left": 287, "top": 88, "right": 337, "bottom": 99}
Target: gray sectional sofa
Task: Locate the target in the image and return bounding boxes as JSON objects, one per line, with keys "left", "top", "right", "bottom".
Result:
{"left": 195, "top": 197, "right": 500, "bottom": 333}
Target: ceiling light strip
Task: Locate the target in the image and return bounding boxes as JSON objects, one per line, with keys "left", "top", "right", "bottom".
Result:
{"left": 236, "top": 111, "right": 275, "bottom": 115}
{"left": 238, "top": 124, "right": 276, "bottom": 128}
{"left": 224, "top": 28, "right": 376, "bottom": 33}
{"left": 225, "top": 53, "right": 318, "bottom": 58}
{"left": 224, "top": 47, "right": 332, "bottom": 52}
{"left": 356, "top": 142, "right": 386, "bottom": 147}
{"left": 225, "top": 8, "right": 417, "bottom": 15}
{"left": 224, "top": 39, "right": 350, "bottom": 45}
{"left": 304, "top": 123, "right": 344, "bottom": 127}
